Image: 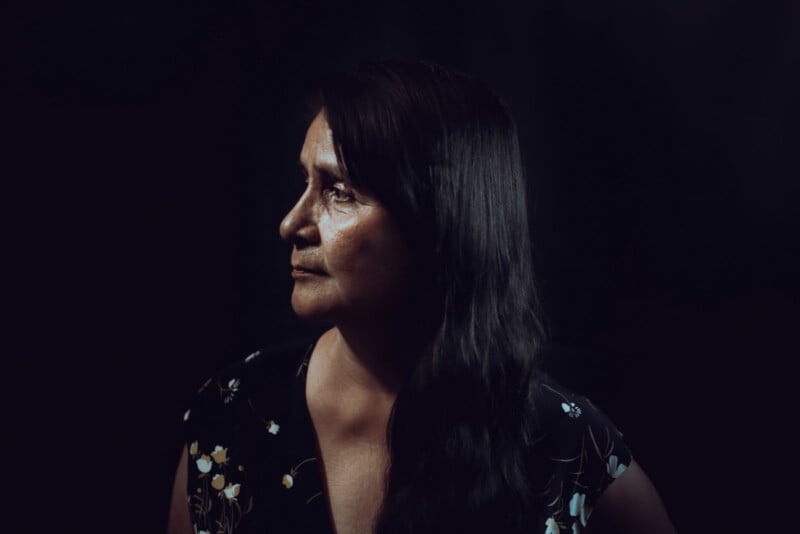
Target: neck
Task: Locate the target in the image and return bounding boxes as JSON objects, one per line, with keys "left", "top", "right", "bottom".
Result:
{"left": 319, "top": 322, "right": 408, "bottom": 398}
{"left": 306, "top": 316, "right": 433, "bottom": 441}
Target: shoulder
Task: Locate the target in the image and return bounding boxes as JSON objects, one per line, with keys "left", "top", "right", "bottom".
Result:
{"left": 177, "top": 338, "right": 316, "bottom": 534}
{"left": 181, "top": 336, "right": 315, "bottom": 434}
{"left": 584, "top": 459, "right": 677, "bottom": 534}
{"left": 528, "top": 374, "right": 633, "bottom": 532}
{"left": 531, "top": 376, "right": 629, "bottom": 459}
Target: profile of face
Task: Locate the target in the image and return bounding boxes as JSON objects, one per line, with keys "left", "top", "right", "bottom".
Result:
{"left": 279, "top": 111, "right": 416, "bottom": 325}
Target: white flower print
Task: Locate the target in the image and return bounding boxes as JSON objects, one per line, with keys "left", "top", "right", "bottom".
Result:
{"left": 220, "top": 378, "right": 240, "bottom": 403}
{"left": 545, "top": 516, "right": 561, "bottom": 534}
{"left": 267, "top": 420, "right": 280, "bottom": 435}
{"left": 282, "top": 474, "right": 294, "bottom": 489}
{"left": 571, "top": 520, "right": 581, "bottom": 534}
{"left": 223, "top": 482, "right": 241, "bottom": 501}
{"left": 561, "top": 402, "right": 582, "bottom": 418}
{"left": 568, "top": 491, "right": 592, "bottom": 527}
{"left": 196, "top": 455, "right": 213, "bottom": 474}
{"left": 569, "top": 492, "right": 584, "bottom": 518}
{"left": 606, "top": 454, "right": 627, "bottom": 479}
{"left": 183, "top": 409, "right": 191, "bottom": 422}
{"left": 244, "top": 350, "right": 261, "bottom": 363}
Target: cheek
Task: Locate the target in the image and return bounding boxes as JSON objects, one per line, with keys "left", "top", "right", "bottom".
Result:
{"left": 325, "top": 219, "right": 413, "bottom": 290}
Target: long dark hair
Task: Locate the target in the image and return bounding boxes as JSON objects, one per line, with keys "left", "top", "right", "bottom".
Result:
{"left": 311, "top": 59, "right": 545, "bottom": 533}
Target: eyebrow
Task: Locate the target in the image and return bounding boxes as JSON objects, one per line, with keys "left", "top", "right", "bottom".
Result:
{"left": 297, "top": 159, "right": 344, "bottom": 181}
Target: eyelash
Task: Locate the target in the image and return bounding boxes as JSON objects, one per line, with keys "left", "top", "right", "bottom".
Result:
{"left": 325, "top": 185, "right": 354, "bottom": 202}
{"left": 302, "top": 178, "right": 354, "bottom": 203}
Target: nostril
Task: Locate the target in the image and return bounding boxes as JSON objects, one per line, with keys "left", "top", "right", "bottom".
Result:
{"left": 292, "top": 237, "right": 313, "bottom": 250}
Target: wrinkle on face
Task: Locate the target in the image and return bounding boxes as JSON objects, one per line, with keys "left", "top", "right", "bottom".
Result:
{"left": 280, "top": 111, "right": 415, "bottom": 324}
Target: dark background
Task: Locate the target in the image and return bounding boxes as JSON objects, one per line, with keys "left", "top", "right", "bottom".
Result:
{"left": 4, "top": 0, "right": 796, "bottom": 532}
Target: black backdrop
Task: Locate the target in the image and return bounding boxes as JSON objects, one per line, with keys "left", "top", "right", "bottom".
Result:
{"left": 4, "top": 1, "right": 797, "bottom": 532}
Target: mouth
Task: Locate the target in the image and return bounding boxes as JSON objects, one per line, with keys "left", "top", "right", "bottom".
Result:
{"left": 291, "top": 265, "right": 327, "bottom": 275}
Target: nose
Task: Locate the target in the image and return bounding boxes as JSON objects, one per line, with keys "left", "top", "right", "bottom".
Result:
{"left": 279, "top": 189, "right": 318, "bottom": 246}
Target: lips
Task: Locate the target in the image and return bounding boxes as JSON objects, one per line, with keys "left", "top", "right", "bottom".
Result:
{"left": 291, "top": 264, "right": 326, "bottom": 275}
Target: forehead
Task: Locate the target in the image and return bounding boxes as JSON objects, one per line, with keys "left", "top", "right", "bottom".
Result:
{"left": 299, "top": 112, "right": 340, "bottom": 174}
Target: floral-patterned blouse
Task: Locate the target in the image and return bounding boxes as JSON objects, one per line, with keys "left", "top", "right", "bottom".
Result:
{"left": 181, "top": 336, "right": 631, "bottom": 534}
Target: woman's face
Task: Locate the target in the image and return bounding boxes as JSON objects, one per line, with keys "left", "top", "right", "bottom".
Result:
{"left": 279, "top": 111, "right": 416, "bottom": 325}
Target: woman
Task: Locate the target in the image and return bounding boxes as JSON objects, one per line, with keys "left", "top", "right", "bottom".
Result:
{"left": 168, "top": 60, "right": 676, "bottom": 534}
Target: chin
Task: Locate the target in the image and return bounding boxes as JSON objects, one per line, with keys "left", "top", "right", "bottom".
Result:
{"left": 291, "top": 308, "right": 334, "bottom": 324}
{"left": 290, "top": 294, "right": 337, "bottom": 323}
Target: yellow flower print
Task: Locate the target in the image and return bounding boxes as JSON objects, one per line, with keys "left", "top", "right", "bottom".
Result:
{"left": 189, "top": 441, "right": 199, "bottom": 456}
{"left": 223, "top": 482, "right": 241, "bottom": 501}
{"left": 211, "top": 474, "right": 225, "bottom": 490}
{"left": 281, "top": 457, "right": 314, "bottom": 490}
{"left": 196, "top": 454, "right": 213, "bottom": 474}
{"left": 211, "top": 445, "right": 229, "bottom": 465}
{"left": 545, "top": 516, "right": 560, "bottom": 534}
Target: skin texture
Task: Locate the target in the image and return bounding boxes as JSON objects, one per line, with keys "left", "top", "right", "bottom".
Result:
{"left": 585, "top": 460, "right": 678, "bottom": 534}
{"left": 279, "top": 111, "right": 420, "bottom": 533}
{"left": 167, "top": 445, "right": 191, "bottom": 534}
{"left": 303, "top": 328, "right": 395, "bottom": 534}
{"left": 279, "top": 111, "right": 416, "bottom": 331}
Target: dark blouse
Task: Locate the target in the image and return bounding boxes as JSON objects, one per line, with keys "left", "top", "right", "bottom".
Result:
{"left": 181, "top": 336, "right": 631, "bottom": 534}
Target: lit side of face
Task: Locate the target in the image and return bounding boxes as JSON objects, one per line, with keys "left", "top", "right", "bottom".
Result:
{"left": 279, "top": 111, "right": 415, "bottom": 325}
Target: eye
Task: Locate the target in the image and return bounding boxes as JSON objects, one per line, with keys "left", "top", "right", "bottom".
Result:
{"left": 324, "top": 183, "right": 354, "bottom": 203}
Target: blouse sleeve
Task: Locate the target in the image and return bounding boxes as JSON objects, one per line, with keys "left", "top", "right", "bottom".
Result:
{"left": 534, "top": 381, "right": 632, "bottom": 533}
